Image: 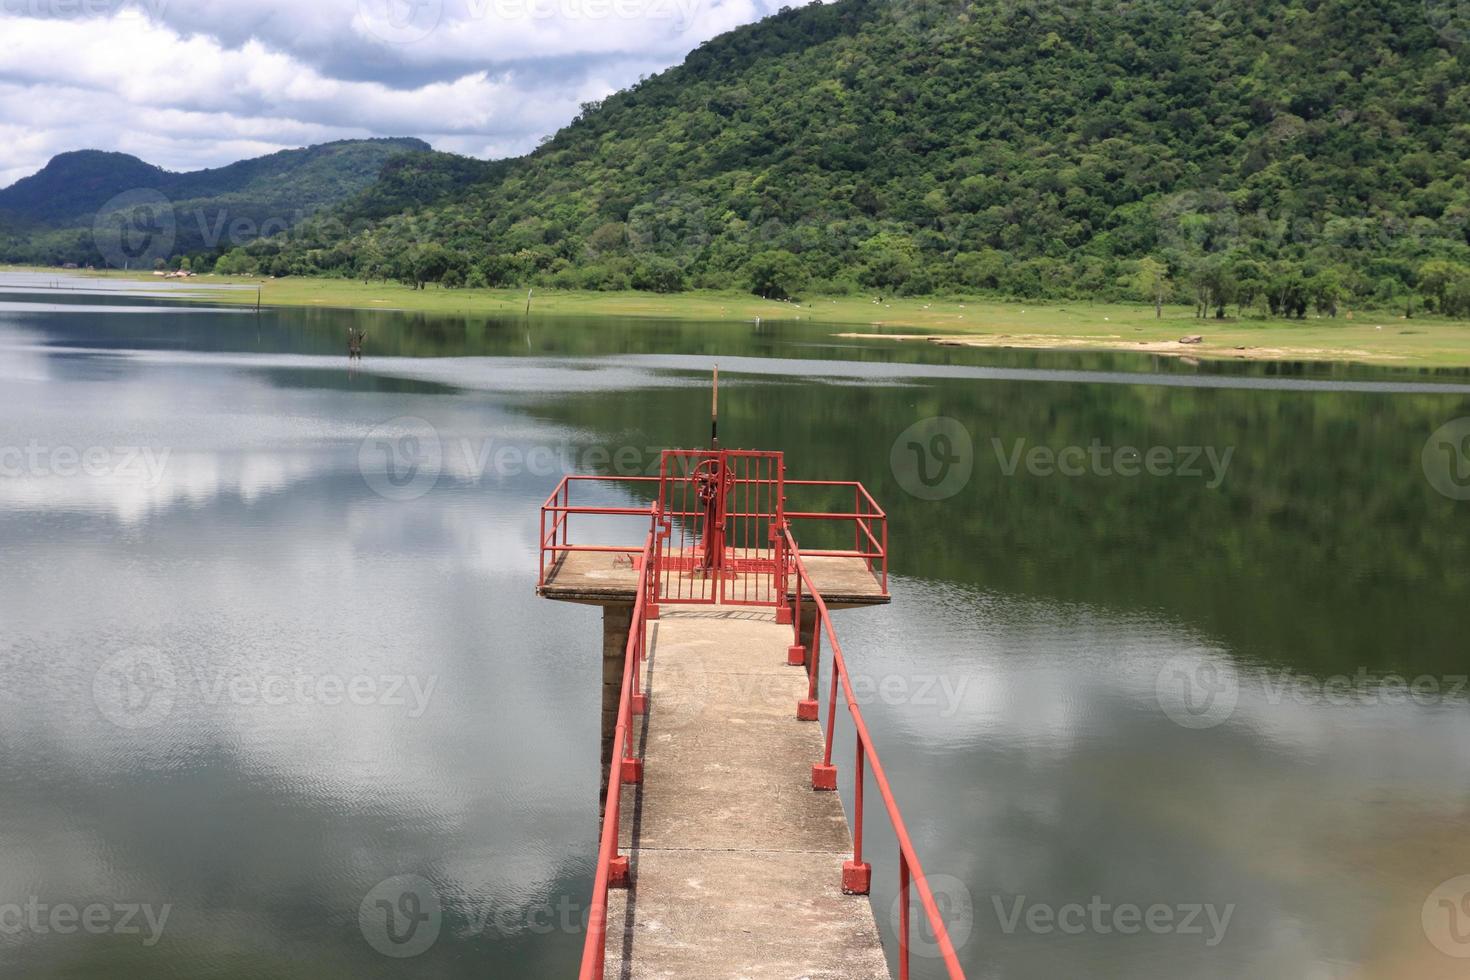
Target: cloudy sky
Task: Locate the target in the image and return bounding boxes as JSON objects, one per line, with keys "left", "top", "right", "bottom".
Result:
{"left": 0, "top": 0, "right": 786, "bottom": 188}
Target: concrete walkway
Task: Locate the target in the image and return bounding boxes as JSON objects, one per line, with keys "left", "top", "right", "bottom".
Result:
{"left": 604, "top": 606, "right": 890, "bottom": 979}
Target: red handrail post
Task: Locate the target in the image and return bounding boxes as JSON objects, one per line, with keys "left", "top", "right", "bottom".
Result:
{"left": 842, "top": 735, "right": 872, "bottom": 895}
{"left": 810, "top": 614, "right": 838, "bottom": 790}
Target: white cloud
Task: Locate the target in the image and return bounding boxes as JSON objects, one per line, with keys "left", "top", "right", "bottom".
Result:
{"left": 0, "top": 0, "right": 783, "bottom": 185}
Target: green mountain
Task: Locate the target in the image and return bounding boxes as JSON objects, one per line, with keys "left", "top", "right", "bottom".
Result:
{"left": 0, "top": 138, "right": 441, "bottom": 267}
{"left": 238, "top": 0, "right": 1470, "bottom": 315}
{"left": 10, "top": 0, "right": 1470, "bottom": 314}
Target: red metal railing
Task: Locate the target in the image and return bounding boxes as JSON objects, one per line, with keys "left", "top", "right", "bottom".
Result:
{"left": 539, "top": 473, "right": 886, "bottom": 597}
{"left": 786, "top": 479, "right": 888, "bottom": 594}
{"left": 782, "top": 526, "right": 965, "bottom": 980}
{"left": 550, "top": 466, "right": 955, "bottom": 978}
{"left": 537, "top": 475, "right": 657, "bottom": 588}
{"left": 578, "top": 529, "right": 656, "bottom": 980}
{"left": 653, "top": 450, "right": 787, "bottom": 607}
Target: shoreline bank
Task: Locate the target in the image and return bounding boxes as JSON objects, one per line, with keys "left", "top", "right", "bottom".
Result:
{"left": 8, "top": 267, "right": 1470, "bottom": 368}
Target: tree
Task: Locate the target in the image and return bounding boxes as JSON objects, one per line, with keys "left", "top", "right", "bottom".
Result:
{"left": 747, "top": 250, "right": 808, "bottom": 300}
{"left": 857, "top": 233, "right": 918, "bottom": 292}
{"left": 1131, "top": 257, "right": 1171, "bottom": 317}
{"left": 407, "top": 244, "right": 453, "bottom": 289}
{"left": 1309, "top": 268, "right": 1346, "bottom": 317}
{"left": 1228, "top": 257, "right": 1265, "bottom": 316}
{"left": 1418, "top": 260, "right": 1469, "bottom": 314}
{"left": 1186, "top": 256, "right": 1235, "bottom": 319}
{"left": 1267, "top": 261, "right": 1308, "bottom": 318}
{"left": 630, "top": 257, "right": 686, "bottom": 293}
{"left": 954, "top": 250, "right": 1006, "bottom": 291}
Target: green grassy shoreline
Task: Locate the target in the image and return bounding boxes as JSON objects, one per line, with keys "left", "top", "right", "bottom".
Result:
{"left": 12, "top": 267, "right": 1470, "bottom": 368}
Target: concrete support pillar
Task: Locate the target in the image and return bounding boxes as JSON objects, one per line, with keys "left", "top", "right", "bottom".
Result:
{"left": 600, "top": 603, "right": 634, "bottom": 808}
{"left": 798, "top": 604, "right": 820, "bottom": 665}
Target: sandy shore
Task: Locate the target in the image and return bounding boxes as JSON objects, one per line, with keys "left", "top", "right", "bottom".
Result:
{"left": 836, "top": 331, "right": 1401, "bottom": 364}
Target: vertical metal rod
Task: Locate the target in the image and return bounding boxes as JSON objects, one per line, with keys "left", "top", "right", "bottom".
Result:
{"left": 822, "top": 624, "right": 838, "bottom": 767}
{"left": 853, "top": 734, "right": 865, "bottom": 865}
{"left": 882, "top": 519, "right": 889, "bottom": 593}
{"left": 711, "top": 365, "right": 719, "bottom": 449}
{"left": 899, "top": 854, "right": 911, "bottom": 980}
{"left": 808, "top": 620, "right": 820, "bottom": 702}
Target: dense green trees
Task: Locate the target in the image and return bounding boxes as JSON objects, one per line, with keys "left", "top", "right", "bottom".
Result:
{"left": 748, "top": 249, "right": 808, "bottom": 299}
{"left": 253, "top": 0, "right": 1470, "bottom": 311}
{"left": 10, "top": 0, "right": 1470, "bottom": 314}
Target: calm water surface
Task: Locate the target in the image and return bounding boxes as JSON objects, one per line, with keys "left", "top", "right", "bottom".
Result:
{"left": 2, "top": 273, "right": 1468, "bottom": 979}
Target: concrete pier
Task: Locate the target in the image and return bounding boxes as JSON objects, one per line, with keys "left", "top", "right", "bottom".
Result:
{"left": 536, "top": 459, "right": 904, "bottom": 976}
{"left": 604, "top": 605, "right": 889, "bottom": 978}
{"left": 601, "top": 603, "right": 635, "bottom": 802}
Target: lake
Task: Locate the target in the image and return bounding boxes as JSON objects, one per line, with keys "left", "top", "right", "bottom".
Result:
{"left": 2, "top": 271, "right": 1469, "bottom": 979}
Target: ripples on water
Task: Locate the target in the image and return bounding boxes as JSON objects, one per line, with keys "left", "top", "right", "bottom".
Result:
{"left": 1, "top": 273, "right": 1468, "bottom": 979}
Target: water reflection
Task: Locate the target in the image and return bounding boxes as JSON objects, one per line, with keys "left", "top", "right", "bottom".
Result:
{"left": 1, "top": 274, "right": 1467, "bottom": 979}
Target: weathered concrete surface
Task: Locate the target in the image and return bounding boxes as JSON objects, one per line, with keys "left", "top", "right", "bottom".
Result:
{"left": 539, "top": 550, "right": 887, "bottom": 607}
{"left": 605, "top": 607, "right": 889, "bottom": 979}
{"left": 601, "top": 603, "right": 634, "bottom": 804}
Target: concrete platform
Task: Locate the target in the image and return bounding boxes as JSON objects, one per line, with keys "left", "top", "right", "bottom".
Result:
{"left": 604, "top": 607, "right": 890, "bottom": 979}
{"left": 539, "top": 550, "right": 888, "bottom": 607}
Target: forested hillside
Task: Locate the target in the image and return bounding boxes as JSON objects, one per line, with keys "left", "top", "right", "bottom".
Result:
{"left": 16, "top": 0, "right": 1470, "bottom": 315}
{"left": 0, "top": 139, "right": 441, "bottom": 267}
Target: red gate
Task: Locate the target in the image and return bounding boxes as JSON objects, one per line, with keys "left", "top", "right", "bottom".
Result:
{"left": 653, "top": 450, "right": 785, "bottom": 607}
